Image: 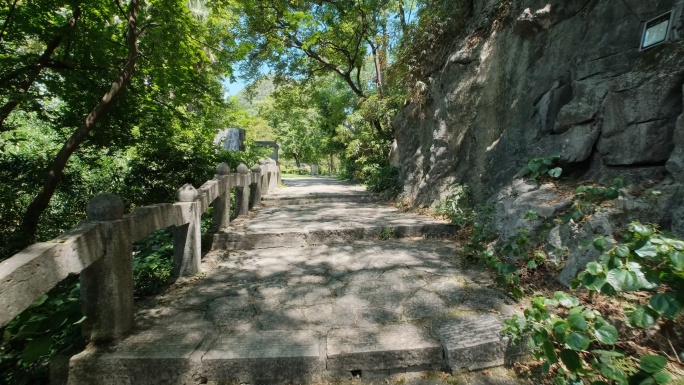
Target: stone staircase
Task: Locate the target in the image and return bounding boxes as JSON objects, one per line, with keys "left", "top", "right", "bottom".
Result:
{"left": 59, "top": 177, "right": 520, "bottom": 384}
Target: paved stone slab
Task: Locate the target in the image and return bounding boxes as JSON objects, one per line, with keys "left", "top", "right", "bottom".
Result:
{"left": 326, "top": 324, "right": 444, "bottom": 372}
{"left": 434, "top": 314, "right": 510, "bottom": 371}
{"left": 66, "top": 328, "right": 207, "bottom": 384}
{"left": 202, "top": 330, "right": 323, "bottom": 383}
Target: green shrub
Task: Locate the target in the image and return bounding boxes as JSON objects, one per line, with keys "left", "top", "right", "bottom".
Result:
{"left": 503, "top": 292, "right": 669, "bottom": 385}
{"left": 503, "top": 221, "right": 682, "bottom": 385}
{"left": 524, "top": 153, "right": 562, "bottom": 180}
{"left": 364, "top": 164, "right": 401, "bottom": 195}
{"left": 436, "top": 184, "right": 473, "bottom": 226}
{"left": 572, "top": 222, "right": 683, "bottom": 328}
{"left": 0, "top": 278, "right": 84, "bottom": 385}
{"left": 560, "top": 179, "right": 625, "bottom": 224}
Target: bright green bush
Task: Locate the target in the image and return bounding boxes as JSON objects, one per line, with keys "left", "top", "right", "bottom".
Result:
{"left": 364, "top": 164, "right": 401, "bottom": 195}
{"left": 573, "top": 222, "right": 683, "bottom": 328}
{"left": 503, "top": 292, "right": 670, "bottom": 385}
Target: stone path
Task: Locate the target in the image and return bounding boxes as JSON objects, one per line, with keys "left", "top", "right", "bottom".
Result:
{"left": 65, "top": 178, "right": 521, "bottom": 385}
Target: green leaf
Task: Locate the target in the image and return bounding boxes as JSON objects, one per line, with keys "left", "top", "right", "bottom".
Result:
{"left": 543, "top": 340, "right": 558, "bottom": 363}
{"left": 600, "top": 362, "right": 626, "bottom": 381}
{"left": 593, "top": 238, "right": 609, "bottom": 252}
{"left": 615, "top": 245, "right": 631, "bottom": 258}
{"left": 511, "top": 286, "right": 523, "bottom": 299}
{"left": 566, "top": 332, "right": 590, "bottom": 351}
{"left": 548, "top": 167, "right": 562, "bottom": 178}
{"left": 560, "top": 349, "right": 584, "bottom": 372}
{"left": 630, "top": 223, "right": 653, "bottom": 237}
{"left": 669, "top": 251, "right": 684, "bottom": 271}
{"left": 582, "top": 274, "right": 606, "bottom": 291}
{"left": 606, "top": 269, "right": 639, "bottom": 291}
{"left": 628, "top": 372, "right": 657, "bottom": 385}
{"left": 650, "top": 293, "right": 682, "bottom": 319}
{"left": 31, "top": 294, "right": 49, "bottom": 307}
{"left": 634, "top": 243, "right": 658, "bottom": 260}
{"left": 591, "top": 349, "right": 624, "bottom": 358}
{"left": 640, "top": 355, "right": 667, "bottom": 374}
{"left": 568, "top": 314, "right": 588, "bottom": 331}
{"left": 593, "top": 324, "right": 618, "bottom": 344}
{"left": 652, "top": 371, "right": 671, "bottom": 384}
{"left": 554, "top": 291, "right": 580, "bottom": 308}
{"left": 586, "top": 262, "right": 604, "bottom": 275}
{"left": 21, "top": 335, "right": 53, "bottom": 363}
{"left": 599, "top": 282, "right": 618, "bottom": 296}
{"left": 628, "top": 306, "right": 660, "bottom": 328}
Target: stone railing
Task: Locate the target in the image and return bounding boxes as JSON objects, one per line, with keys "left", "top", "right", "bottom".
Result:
{"left": 0, "top": 158, "right": 280, "bottom": 341}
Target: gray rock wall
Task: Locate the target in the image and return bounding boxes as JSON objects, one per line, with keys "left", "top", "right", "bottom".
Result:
{"left": 396, "top": 0, "right": 684, "bottom": 211}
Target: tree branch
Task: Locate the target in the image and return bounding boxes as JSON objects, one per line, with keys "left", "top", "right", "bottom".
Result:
{"left": 18, "top": 0, "right": 141, "bottom": 241}
{"left": 0, "top": 5, "right": 82, "bottom": 129}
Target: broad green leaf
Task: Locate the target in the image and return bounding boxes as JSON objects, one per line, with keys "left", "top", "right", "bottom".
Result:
{"left": 630, "top": 223, "right": 653, "bottom": 237}
{"left": 628, "top": 306, "right": 659, "bottom": 328}
{"left": 600, "top": 362, "right": 626, "bottom": 381}
{"left": 586, "top": 262, "right": 603, "bottom": 275}
{"left": 599, "top": 282, "right": 618, "bottom": 296}
{"left": 566, "top": 332, "right": 590, "bottom": 351}
{"left": 669, "top": 251, "right": 684, "bottom": 271}
{"left": 21, "top": 335, "right": 53, "bottom": 363}
{"left": 652, "top": 371, "right": 671, "bottom": 384}
{"left": 554, "top": 321, "right": 569, "bottom": 342}
{"left": 593, "top": 324, "right": 618, "bottom": 344}
{"left": 639, "top": 355, "right": 667, "bottom": 374}
{"left": 591, "top": 349, "right": 624, "bottom": 358}
{"left": 628, "top": 262, "right": 658, "bottom": 290}
{"left": 548, "top": 167, "right": 562, "bottom": 178}
{"left": 30, "top": 294, "right": 49, "bottom": 307}
{"left": 569, "top": 306, "right": 586, "bottom": 316}
{"left": 634, "top": 243, "right": 658, "bottom": 259}
{"left": 593, "top": 238, "right": 608, "bottom": 252}
{"left": 542, "top": 340, "right": 558, "bottom": 363}
{"left": 615, "top": 245, "right": 630, "bottom": 258}
{"left": 567, "top": 314, "right": 588, "bottom": 331}
{"left": 582, "top": 274, "right": 606, "bottom": 291}
{"left": 650, "top": 293, "right": 682, "bottom": 318}
{"left": 554, "top": 291, "right": 580, "bottom": 308}
{"left": 560, "top": 349, "right": 584, "bottom": 372}
{"left": 606, "top": 269, "right": 639, "bottom": 291}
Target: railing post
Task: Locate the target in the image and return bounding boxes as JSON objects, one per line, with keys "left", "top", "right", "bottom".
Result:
{"left": 259, "top": 158, "right": 269, "bottom": 196}
{"left": 236, "top": 163, "right": 250, "bottom": 216}
{"left": 268, "top": 158, "right": 278, "bottom": 193}
{"left": 213, "top": 162, "right": 231, "bottom": 229}
{"left": 173, "top": 184, "right": 201, "bottom": 278}
{"left": 81, "top": 193, "right": 134, "bottom": 342}
{"left": 250, "top": 164, "right": 262, "bottom": 209}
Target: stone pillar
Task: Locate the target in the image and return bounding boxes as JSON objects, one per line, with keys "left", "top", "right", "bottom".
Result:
{"left": 259, "top": 158, "right": 269, "bottom": 196}
{"left": 173, "top": 184, "right": 201, "bottom": 279}
{"left": 268, "top": 158, "right": 278, "bottom": 193}
{"left": 81, "top": 193, "right": 134, "bottom": 342}
{"left": 236, "top": 163, "right": 250, "bottom": 216}
{"left": 250, "top": 164, "right": 262, "bottom": 209}
{"left": 213, "top": 162, "right": 231, "bottom": 229}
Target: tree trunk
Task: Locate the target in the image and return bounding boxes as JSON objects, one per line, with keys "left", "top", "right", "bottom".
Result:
{"left": 398, "top": 1, "right": 407, "bottom": 35}
{"left": 0, "top": 0, "right": 19, "bottom": 44}
{"left": 0, "top": 6, "right": 81, "bottom": 129}
{"left": 293, "top": 154, "right": 301, "bottom": 168}
{"left": 18, "top": 0, "right": 140, "bottom": 242}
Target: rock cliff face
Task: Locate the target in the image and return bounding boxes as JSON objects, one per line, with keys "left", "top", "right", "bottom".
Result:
{"left": 395, "top": 0, "right": 684, "bottom": 223}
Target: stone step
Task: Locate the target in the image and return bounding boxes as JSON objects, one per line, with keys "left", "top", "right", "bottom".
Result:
{"left": 262, "top": 192, "right": 378, "bottom": 206}
{"left": 212, "top": 222, "right": 457, "bottom": 250}
{"left": 212, "top": 202, "right": 457, "bottom": 250}
{"left": 60, "top": 322, "right": 514, "bottom": 384}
